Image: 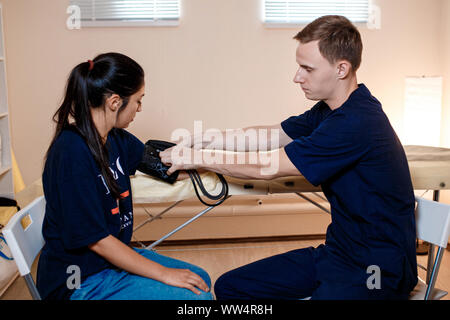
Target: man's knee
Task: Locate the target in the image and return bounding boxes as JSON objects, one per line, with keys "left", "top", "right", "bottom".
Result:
{"left": 214, "top": 271, "right": 241, "bottom": 300}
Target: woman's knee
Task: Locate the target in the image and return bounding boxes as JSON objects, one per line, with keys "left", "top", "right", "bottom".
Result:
{"left": 186, "top": 290, "right": 214, "bottom": 301}
{"left": 190, "top": 265, "right": 212, "bottom": 288}
{"left": 137, "top": 249, "right": 211, "bottom": 285}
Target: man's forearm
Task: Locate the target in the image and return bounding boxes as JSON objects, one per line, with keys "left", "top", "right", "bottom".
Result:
{"left": 198, "top": 149, "right": 280, "bottom": 180}
{"left": 193, "top": 125, "right": 283, "bottom": 152}
{"left": 161, "top": 144, "right": 300, "bottom": 179}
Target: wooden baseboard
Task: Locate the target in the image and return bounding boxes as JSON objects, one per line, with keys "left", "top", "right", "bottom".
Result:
{"left": 130, "top": 233, "right": 326, "bottom": 247}
{"left": 0, "top": 271, "right": 19, "bottom": 298}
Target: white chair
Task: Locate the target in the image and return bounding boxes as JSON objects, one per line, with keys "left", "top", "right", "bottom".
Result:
{"left": 2, "top": 196, "right": 46, "bottom": 300}
{"left": 409, "top": 196, "right": 450, "bottom": 300}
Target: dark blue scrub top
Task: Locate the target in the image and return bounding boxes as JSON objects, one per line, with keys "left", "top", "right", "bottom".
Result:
{"left": 282, "top": 84, "right": 417, "bottom": 295}
{"left": 37, "top": 126, "right": 145, "bottom": 300}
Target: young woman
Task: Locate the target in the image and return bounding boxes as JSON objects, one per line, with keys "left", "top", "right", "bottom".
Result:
{"left": 36, "top": 52, "right": 212, "bottom": 300}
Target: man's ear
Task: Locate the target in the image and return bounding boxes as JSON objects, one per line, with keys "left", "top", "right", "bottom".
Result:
{"left": 336, "top": 60, "right": 352, "bottom": 79}
{"left": 105, "top": 94, "right": 122, "bottom": 112}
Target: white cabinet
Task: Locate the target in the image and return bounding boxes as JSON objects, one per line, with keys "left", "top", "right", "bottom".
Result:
{"left": 0, "top": 4, "right": 14, "bottom": 200}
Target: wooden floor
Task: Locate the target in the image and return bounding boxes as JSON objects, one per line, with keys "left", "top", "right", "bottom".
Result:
{"left": 1, "top": 239, "right": 449, "bottom": 300}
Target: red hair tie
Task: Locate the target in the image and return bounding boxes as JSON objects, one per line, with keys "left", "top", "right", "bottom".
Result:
{"left": 88, "top": 59, "right": 94, "bottom": 71}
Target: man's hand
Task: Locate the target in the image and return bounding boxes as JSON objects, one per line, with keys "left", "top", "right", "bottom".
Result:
{"left": 176, "top": 171, "right": 191, "bottom": 181}
{"left": 160, "top": 145, "right": 200, "bottom": 175}
{"left": 173, "top": 133, "right": 205, "bottom": 150}
{"left": 173, "top": 135, "right": 193, "bottom": 148}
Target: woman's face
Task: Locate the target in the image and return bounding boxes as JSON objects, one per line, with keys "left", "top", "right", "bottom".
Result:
{"left": 115, "top": 84, "right": 145, "bottom": 129}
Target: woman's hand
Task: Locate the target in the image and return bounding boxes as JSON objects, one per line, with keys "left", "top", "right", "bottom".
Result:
{"left": 160, "top": 267, "right": 210, "bottom": 295}
{"left": 89, "top": 235, "right": 210, "bottom": 295}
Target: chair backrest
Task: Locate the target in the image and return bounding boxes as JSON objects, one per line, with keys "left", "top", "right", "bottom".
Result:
{"left": 2, "top": 196, "right": 46, "bottom": 276}
{"left": 415, "top": 196, "right": 450, "bottom": 248}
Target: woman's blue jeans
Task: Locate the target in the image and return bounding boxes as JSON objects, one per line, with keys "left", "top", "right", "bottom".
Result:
{"left": 70, "top": 248, "right": 213, "bottom": 300}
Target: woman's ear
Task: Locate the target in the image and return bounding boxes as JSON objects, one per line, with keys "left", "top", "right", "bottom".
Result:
{"left": 105, "top": 94, "right": 122, "bottom": 112}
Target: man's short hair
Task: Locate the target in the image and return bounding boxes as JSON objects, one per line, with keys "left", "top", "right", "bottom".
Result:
{"left": 294, "top": 15, "right": 363, "bottom": 72}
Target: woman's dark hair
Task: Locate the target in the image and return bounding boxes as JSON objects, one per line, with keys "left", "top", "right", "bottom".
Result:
{"left": 46, "top": 52, "right": 144, "bottom": 199}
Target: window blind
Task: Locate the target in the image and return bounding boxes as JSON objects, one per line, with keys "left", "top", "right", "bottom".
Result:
{"left": 69, "top": 0, "right": 180, "bottom": 26}
{"left": 264, "top": 0, "right": 370, "bottom": 24}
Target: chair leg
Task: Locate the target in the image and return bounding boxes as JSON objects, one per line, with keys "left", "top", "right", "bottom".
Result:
{"left": 426, "top": 190, "right": 441, "bottom": 284}
{"left": 24, "top": 274, "right": 41, "bottom": 300}
{"left": 426, "top": 243, "right": 436, "bottom": 284}
{"left": 424, "top": 246, "right": 444, "bottom": 300}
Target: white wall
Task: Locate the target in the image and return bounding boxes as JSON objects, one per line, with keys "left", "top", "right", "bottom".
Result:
{"left": 439, "top": 0, "right": 450, "bottom": 204}
{"left": 441, "top": 0, "right": 450, "bottom": 148}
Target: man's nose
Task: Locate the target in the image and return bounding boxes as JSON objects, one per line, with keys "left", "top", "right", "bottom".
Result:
{"left": 293, "top": 68, "right": 305, "bottom": 83}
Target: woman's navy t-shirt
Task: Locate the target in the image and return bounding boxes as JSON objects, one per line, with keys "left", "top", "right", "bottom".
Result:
{"left": 281, "top": 84, "right": 418, "bottom": 296}
{"left": 36, "top": 127, "right": 145, "bottom": 300}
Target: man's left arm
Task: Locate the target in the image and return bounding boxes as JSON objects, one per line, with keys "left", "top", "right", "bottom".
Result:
{"left": 160, "top": 146, "right": 301, "bottom": 180}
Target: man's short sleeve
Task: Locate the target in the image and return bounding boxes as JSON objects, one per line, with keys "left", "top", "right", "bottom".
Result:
{"left": 281, "top": 101, "right": 329, "bottom": 140}
{"left": 284, "top": 111, "right": 369, "bottom": 186}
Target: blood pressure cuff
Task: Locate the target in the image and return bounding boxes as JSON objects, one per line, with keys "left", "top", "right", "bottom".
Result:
{"left": 137, "top": 140, "right": 180, "bottom": 184}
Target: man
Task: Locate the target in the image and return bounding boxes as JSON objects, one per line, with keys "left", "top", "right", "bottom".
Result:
{"left": 160, "top": 15, "right": 418, "bottom": 300}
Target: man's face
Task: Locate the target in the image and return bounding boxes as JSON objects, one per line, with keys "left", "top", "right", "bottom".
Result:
{"left": 293, "top": 40, "right": 339, "bottom": 102}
